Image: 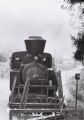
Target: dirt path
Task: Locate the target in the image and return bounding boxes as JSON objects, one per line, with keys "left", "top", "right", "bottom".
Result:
{"left": 0, "top": 78, "right": 10, "bottom": 120}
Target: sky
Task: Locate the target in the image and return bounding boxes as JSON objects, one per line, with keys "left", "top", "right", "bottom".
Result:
{"left": 0, "top": 0, "right": 74, "bottom": 57}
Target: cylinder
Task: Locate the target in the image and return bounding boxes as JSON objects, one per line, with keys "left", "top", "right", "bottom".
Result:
{"left": 25, "top": 36, "right": 46, "bottom": 55}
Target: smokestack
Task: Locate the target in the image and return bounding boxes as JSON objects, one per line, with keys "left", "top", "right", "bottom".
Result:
{"left": 25, "top": 36, "right": 46, "bottom": 55}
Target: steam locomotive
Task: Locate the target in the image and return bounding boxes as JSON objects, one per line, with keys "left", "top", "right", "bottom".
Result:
{"left": 9, "top": 36, "right": 64, "bottom": 120}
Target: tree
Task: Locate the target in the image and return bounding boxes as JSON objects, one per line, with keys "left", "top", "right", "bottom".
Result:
{"left": 73, "top": 50, "right": 83, "bottom": 62}
{"left": 67, "top": 0, "right": 84, "bottom": 63}
{"left": 66, "top": 0, "right": 84, "bottom": 4}
{"left": 60, "top": 0, "right": 84, "bottom": 62}
{"left": 71, "top": 33, "right": 84, "bottom": 63}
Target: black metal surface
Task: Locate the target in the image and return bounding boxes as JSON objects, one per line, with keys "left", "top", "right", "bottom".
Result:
{"left": 10, "top": 51, "right": 27, "bottom": 69}
{"left": 25, "top": 36, "right": 46, "bottom": 55}
{"left": 10, "top": 70, "right": 21, "bottom": 90}
{"left": 9, "top": 36, "right": 64, "bottom": 120}
{"left": 9, "top": 102, "right": 60, "bottom": 109}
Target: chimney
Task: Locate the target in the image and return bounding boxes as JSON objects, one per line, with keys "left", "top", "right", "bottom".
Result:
{"left": 25, "top": 36, "right": 46, "bottom": 55}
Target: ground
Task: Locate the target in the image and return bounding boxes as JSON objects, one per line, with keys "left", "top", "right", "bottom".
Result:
{"left": 0, "top": 78, "right": 9, "bottom": 120}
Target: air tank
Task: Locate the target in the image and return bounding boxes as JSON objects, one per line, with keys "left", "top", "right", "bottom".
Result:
{"left": 25, "top": 36, "right": 46, "bottom": 55}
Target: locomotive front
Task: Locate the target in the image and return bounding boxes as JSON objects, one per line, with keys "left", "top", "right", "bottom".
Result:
{"left": 9, "top": 36, "right": 63, "bottom": 120}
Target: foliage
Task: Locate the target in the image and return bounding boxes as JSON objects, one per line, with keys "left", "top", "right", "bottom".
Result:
{"left": 73, "top": 50, "right": 83, "bottom": 61}
{"left": 71, "top": 33, "right": 84, "bottom": 62}
{"left": 72, "top": 34, "right": 84, "bottom": 49}
{"left": 66, "top": 0, "right": 84, "bottom": 4}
